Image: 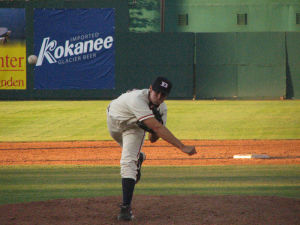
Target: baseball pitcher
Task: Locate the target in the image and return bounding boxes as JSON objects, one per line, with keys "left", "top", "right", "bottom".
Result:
{"left": 106, "top": 76, "right": 197, "bottom": 221}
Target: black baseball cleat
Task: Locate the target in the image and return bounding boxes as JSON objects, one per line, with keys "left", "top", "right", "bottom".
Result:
{"left": 136, "top": 152, "right": 146, "bottom": 184}
{"left": 117, "top": 204, "right": 134, "bottom": 221}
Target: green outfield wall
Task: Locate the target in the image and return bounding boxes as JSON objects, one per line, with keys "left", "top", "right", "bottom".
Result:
{"left": 129, "top": 0, "right": 300, "bottom": 33}
{"left": 0, "top": 1, "right": 300, "bottom": 100}
{"left": 116, "top": 32, "right": 194, "bottom": 99}
{"left": 196, "top": 33, "right": 286, "bottom": 99}
{"left": 164, "top": 0, "right": 300, "bottom": 32}
{"left": 286, "top": 33, "right": 300, "bottom": 99}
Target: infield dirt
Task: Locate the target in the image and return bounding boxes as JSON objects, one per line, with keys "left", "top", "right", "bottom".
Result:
{"left": 0, "top": 139, "right": 300, "bottom": 225}
{"left": 0, "top": 139, "right": 299, "bottom": 165}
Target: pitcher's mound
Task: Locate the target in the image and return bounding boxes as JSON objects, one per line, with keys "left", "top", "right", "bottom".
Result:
{"left": 1, "top": 195, "right": 300, "bottom": 225}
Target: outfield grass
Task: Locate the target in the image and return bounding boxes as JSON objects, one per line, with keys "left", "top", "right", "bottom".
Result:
{"left": 0, "top": 100, "right": 300, "bottom": 141}
{"left": 0, "top": 101, "right": 110, "bottom": 142}
{"left": 0, "top": 165, "right": 299, "bottom": 205}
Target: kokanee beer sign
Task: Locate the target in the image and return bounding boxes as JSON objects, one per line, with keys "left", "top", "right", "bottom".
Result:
{"left": 36, "top": 36, "right": 113, "bottom": 66}
{"left": 34, "top": 9, "right": 115, "bottom": 90}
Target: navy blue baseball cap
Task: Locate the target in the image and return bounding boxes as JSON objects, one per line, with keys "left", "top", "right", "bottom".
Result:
{"left": 152, "top": 77, "right": 172, "bottom": 95}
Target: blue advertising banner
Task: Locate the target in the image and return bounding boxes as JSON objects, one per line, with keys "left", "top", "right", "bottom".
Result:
{"left": 34, "top": 9, "right": 115, "bottom": 89}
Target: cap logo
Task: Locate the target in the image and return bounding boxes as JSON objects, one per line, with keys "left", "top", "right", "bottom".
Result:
{"left": 160, "top": 81, "right": 168, "bottom": 88}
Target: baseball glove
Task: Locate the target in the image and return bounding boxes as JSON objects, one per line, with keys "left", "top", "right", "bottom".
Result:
{"left": 137, "top": 106, "right": 163, "bottom": 134}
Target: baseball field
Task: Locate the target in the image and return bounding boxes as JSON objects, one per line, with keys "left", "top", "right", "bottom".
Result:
{"left": 0, "top": 100, "right": 300, "bottom": 224}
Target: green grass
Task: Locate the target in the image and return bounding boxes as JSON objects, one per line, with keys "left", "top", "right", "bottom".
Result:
{"left": 0, "top": 165, "right": 299, "bottom": 205}
{"left": 167, "top": 100, "right": 300, "bottom": 140}
{"left": 0, "top": 101, "right": 110, "bottom": 141}
{"left": 0, "top": 100, "right": 300, "bottom": 141}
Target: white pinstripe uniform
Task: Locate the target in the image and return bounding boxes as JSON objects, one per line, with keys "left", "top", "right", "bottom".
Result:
{"left": 107, "top": 89, "right": 167, "bottom": 180}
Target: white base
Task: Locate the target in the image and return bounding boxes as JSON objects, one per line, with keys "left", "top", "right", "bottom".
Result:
{"left": 233, "top": 154, "right": 270, "bottom": 159}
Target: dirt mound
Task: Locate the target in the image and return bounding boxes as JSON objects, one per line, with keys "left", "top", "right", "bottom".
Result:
{"left": 1, "top": 195, "right": 300, "bottom": 225}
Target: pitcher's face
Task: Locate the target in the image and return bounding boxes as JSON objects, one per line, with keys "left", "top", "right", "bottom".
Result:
{"left": 149, "top": 85, "right": 167, "bottom": 106}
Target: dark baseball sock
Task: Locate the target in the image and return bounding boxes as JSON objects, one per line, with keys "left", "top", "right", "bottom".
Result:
{"left": 122, "top": 178, "right": 135, "bottom": 206}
